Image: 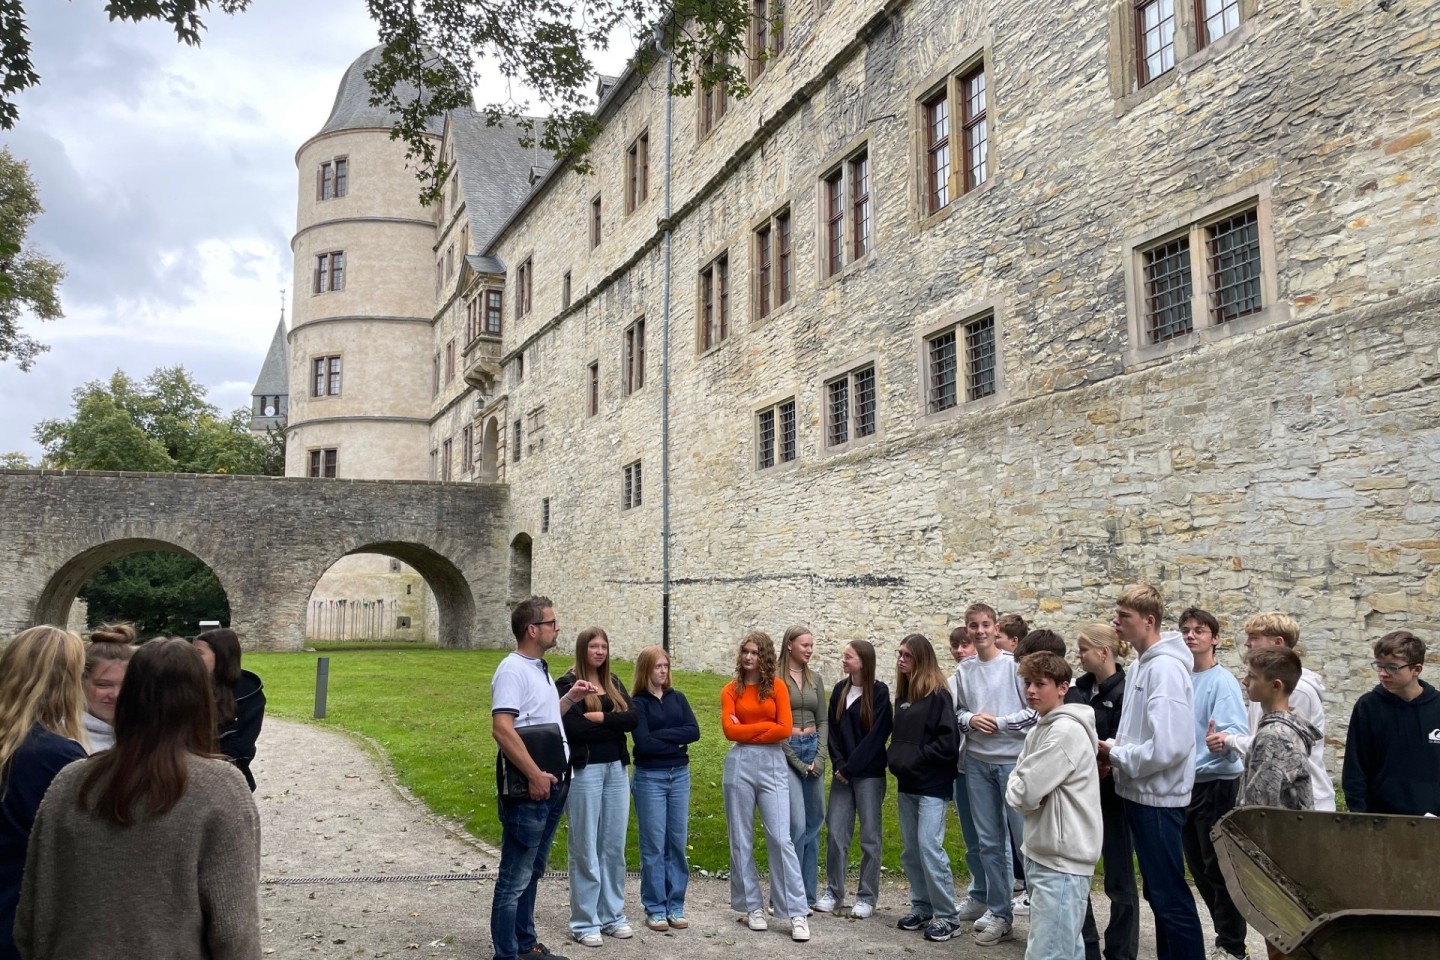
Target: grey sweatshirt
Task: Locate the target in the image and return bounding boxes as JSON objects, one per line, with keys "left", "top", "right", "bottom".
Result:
{"left": 954, "top": 651, "right": 1036, "bottom": 764}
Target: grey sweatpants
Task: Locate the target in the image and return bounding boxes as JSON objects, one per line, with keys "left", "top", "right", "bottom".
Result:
{"left": 723, "top": 743, "right": 808, "bottom": 917}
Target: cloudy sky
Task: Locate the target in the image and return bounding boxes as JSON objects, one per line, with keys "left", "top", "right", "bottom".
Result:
{"left": 1, "top": 1, "right": 631, "bottom": 460}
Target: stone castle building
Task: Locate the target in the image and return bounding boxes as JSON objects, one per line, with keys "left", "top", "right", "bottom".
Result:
{"left": 261, "top": 0, "right": 1440, "bottom": 727}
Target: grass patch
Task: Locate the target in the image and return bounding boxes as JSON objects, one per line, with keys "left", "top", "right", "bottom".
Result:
{"left": 249, "top": 649, "right": 974, "bottom": 877}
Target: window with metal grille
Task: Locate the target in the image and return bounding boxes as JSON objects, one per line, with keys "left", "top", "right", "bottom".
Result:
{"left": 1143, "top": 235, "right": 1194, "bottom": 342}
{"left": 1136, "top": 0, "right": 1177, "bottom": 85}
{"left": 924, "top": 91, "right": 950, "bottom": 214}
{"left": 961, "top": 64, "right": 988, "bottom": 193}
{"left": 622, "top": 460, "right": 643, "bottom": 509}
{"left": 926, "top": 330, "right": 958, "bottom": 413}
{"left": 757, "top": 398, "right": 797, "bottom": 468}
{"left": 824, "top": 364, "right": 877, "bottom": 448}
{"left": 312, "top": 356, "right": 341, "bottom": 397}
{"left": 779, "top": 399, "right": 796, "bottom": 463}
{"left": 512, "top": 419, "right": 522, "bottom": 463}
{"left": 964, "top": 314, "right": 996, "bottom": 401}
{"left": 757, "top": 408, "right": 776, "bottom": 469}
{"left": 1199, "top": 0, "right": 1242, "bottom": 47}
{"left": 854, "top": 365, "right": 876, "bottom": 437}
{"left": 826, "top": 377, "right": 849, "bottom": 447}
{"left": 1206, "top": 208, "right": 1261, "bottom": 322}
{"left": 541, "top": 497, "right": 551, "bottom": 532}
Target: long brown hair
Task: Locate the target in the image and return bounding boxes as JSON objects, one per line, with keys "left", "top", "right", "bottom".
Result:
{"left": 193, "top": 628, "right": 242, "bottom": 727}
{"left": 79, "top": 638, "right": 218, "bottom": 825}
{"left": 782, "top": 624, "right": 815, "bottom": 687}
{"left": 0, "top": 626, "right": 87, "bottom": 775}
{"left": 630, "top": 645, "right": 671, "bottom": 697}
{"left": 732, "top": 630, "right": 778, "bottom": 702}
{"left": 572, "top": 627, "right": 628, "bottom": 711}
{"left": 895, "top": 633, "right": 945, "bottom": 704}
{"left": 834, "top": 640, "right": 877, "bottom": 732}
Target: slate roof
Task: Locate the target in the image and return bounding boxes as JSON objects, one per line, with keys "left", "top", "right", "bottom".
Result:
{"left": 318, "top": 45, "right": 448, "bottom": 138}
{"left": 448, "top": 108, "right": 550, "bottom": 253}
{"left": 251, "top": 317, "right": 290, "bottom": 397}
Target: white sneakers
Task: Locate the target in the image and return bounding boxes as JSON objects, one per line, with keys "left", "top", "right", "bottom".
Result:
{"left": 791, "top": 916, "right": 811, "bottom": 942}
{"left": 974, "top": 918, "right": 1014, "bottom": 945}
{"left": 1010, "top": 891, "right": 1031, "bottom": 917}
{"left": 955, "top": 896, "right": 987, "bottom": 921}
{"left": 604, "top": 924, "right": 634, "bottom": 940}
{"left": 812, "top": 893, "right": 837, "bottom": 913}
{"left": 746, "top": 909, "right": 768, "bottom": 931}
{"left": 575, "top": 933, "right": 603, "bottom": 948}
{"left": 850, "top": 901, "right": 874, "bottom": 919}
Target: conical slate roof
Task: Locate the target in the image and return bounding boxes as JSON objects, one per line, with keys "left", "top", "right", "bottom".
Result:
{"left": 317, "top": 45, "right": 448, "bottom": 137}
{"left": 251, "top": 317, "right": 289, "bottom": 398}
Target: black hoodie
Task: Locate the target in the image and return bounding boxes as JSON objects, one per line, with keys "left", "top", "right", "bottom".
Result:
{"left": 220, "top": 669, "right": 265, "bottom": 792}
{"left": 886, "top": 687, "right": 958, "bottom": 798}
{"left": 1341, "top": 680, "right": 1440, "bottom": 815}
{"left": 1064, "top": 665, "right": 1127, "bottom": 742}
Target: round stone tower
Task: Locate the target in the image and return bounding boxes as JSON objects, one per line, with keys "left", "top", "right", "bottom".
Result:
{"left": 285, "top": 45, "right": 443, "bottom": 480}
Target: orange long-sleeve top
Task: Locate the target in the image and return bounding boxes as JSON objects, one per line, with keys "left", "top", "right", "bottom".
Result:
{"left": 721, "top": 680, "right": 792, "bottom": 744}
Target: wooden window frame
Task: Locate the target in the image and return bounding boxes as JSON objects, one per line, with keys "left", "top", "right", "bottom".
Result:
{"left": 626, "top": 130, "right": 650, "bottom": 213}
{"left": 313, "top": 251, "right": 345, "bottom": 294}
{"left": 698, "top": 252, "right": 731, "bottom": 352}
{"left": 586, "top": 360, "right": 600, "bottom": 417}
{"left": 485, "top": 288, "right": 503, "bottom": 334}
{"left": 514, "top": 258, "right": 533, "bottom": 319}
{"left": 623, "top": 316, "right": 646, "bottom": 396}
{"left": 307, "top": 447, "right": 338, "bottom": 478}
{"left": 316, "top": 156, "right": 348, "bottom": 201}
{"left": 699, "top": 54, "right": 729, "bottom": 138}
{"left": 312, "top": 355, "right": 342, "bottom": 398}
{"left": 916, "top": 54, "right": 990, "bottom": 221}
{"left": 752, "top": 207, "right": 793, "bottom": 321}
{"left": 819, "top": 141, "right": 873, "bottom": 280}
{"left": 590, "top": 195, "right": 602, "bottom": 249}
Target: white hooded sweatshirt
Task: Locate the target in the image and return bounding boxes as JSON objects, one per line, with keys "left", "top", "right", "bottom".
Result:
{"left": 1005, "top": 703, "right": 1102, "bottom": 876}
{"left": 1108, "top": 630, "right": 1196, "bottom": 808}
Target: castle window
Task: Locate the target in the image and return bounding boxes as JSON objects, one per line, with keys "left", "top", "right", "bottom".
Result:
{"left": 820, "top": 144, "right": 871, "bottom": 278}
{"left": 587, "top": 361, "right": 600, "bottom": 417}
{"left": 626, "top": 131, "right": 649, "bottom": 213}
{"left": 623, "top": 317, "right": 645, "bottom": 396}
{"left": 541, "top": 497, "right": 551, "bottom": 533}
{"left": 1136, "top": 0, "right": 1178, "bottom": 85}
{"left": 562, "top": 271, "right": 572, "bottom": 309}
{"left": 756, "top": 397, "right": 797, "bottom": 470}
{"left": 432, "top": 352, "right": 441, "bottom": 396}
{"left": 622, "top": 459, "right": 643, "bottom": 510}
{"left": 312, "top": 356, "right": 341, "bottom": 397}
{"left": 824, "top": 363, "right": 877, "bottom": 450}
{"left": 754, "top": 209, "right": 793, "bottom": 321}
{"left": 317, "top": 157, "right": 348, "bottom": 200}
{"left": 307, "top": 448, "right": 338, "bottom": 478}
{"left": 313, "top": 251, "right": 345, "bottom": 293}
{"left": 699, "top": 253, "right": 730, "bottom": 351}
{"left": 922, "top": 310, "right": 999, "bottom": 417}
{"left": 918, "top": 56, "right": 989, "bottom": 218}
{"left": 445, "top": 339, "right": 456, "bottom": 383}
{"left": 441, "top": 438, "right": 452, "bottom": 481}
{"left": 515, "top": 258, "right": 533, "bottom": 319}
{"left": 590, "top": 195, "right": 602, "bottom": 249}
{"left": 699, "top": 54, "right": 728, "bottom": 138}
{"left": 486, "top": 289, "right": 503, "bottom": 334}
{"left": 1199, "top": 0, "right": 1242, "bottom": 46}
{"left": 512, "top": 419, "right": 522, "bottom": 463}
{"left": 750, "top": 0, "right": 784, "bottom": 80}
{"left": 462, "top": 424, "right": 474, "bottom": 473}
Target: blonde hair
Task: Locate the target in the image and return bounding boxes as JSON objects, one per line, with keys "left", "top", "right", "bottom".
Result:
{"left": 1117, "top": 584, "right": 1164, "bottom": 624}
{"left": 0, "top": 626, "right": 88, "bottom": 774}
{"left": 1076, "top": 623, "right": 1131, "bottom": 660}
{"left": 1243, "top": 612, "right": 1300, "bottom": 648}
{"left": 782, "top": 624, "right": 815, "bottom": 686}
{"left": 631, "top": 645, "right": 671, "bottom": 697}
{"left": 572, "top": 627, "right": 628, "bottom": 711}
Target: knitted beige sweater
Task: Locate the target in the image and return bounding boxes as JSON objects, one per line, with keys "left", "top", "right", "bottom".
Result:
{"left": 15, "top": 754, "right": 261, "bottom": 960}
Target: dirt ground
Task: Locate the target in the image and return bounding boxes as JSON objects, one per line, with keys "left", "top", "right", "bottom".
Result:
{"left": 256, "top": 719, "right": 1270, "bottom": 958}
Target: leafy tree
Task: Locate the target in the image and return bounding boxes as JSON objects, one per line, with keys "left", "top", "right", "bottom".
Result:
{"left": 0, "top": 148, "right": 62, "bottom": 369}
{"left": 35, "top": 366, "right": 267, "bottom": 473}
{"left": 0, "top": 450, "right": 29, "bottom": 467}
{"left": 31, "top": 365, "right": 264, "bottom": 633}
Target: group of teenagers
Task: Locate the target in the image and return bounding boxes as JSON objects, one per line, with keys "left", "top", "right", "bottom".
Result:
{"left": 0, "top": 624, "right": 267, "bottom": 960}
{"left": 491, "top": 588, "right": 1440, "bottom": 960}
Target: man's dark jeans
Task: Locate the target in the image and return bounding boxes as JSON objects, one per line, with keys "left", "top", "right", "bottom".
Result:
{"left": 492, "top": 781, "right": 569, "bottom": 960}
{"left": 1081, "top": 776, "right": 1140, "bottom": 960}
{"left": 1123, "top": 799, "right": 1205, "bottom": 960}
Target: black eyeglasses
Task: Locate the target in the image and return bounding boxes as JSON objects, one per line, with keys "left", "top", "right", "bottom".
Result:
{"left": 532, "top": 619, "right": 558, "bottom": 629}
{"left": 1371, "top": 660, "right": 1418, "bottom": 676}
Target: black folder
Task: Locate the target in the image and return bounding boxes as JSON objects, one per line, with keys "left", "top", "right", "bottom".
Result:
{"left": 496, "top": 722, "right": 568, "bottom": 799}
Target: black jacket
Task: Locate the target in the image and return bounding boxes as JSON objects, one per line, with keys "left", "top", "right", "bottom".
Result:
{"left": 220, "top": 669, "right": 265, "bottom": 792}
{"left": 556, "top": 672, "right": 638, "bottom": 771}
{"left": 827, "top": 679, "right": 893, "bottom": 781}
{"left": 1066, "top": 666, "right": 1126, "bottom": 742}
{"left": 887, "top": 687, "right": 958, "bottom": 798}
{"left": 631, "top": 689, "right": 700, "bottom": 769}
{"left": 1342, "top": 680, "right": 1440, "bottom": 815}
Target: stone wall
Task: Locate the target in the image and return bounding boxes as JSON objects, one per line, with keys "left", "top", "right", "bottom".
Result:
{"left": 462, "top": 0, "right": 1440, "bottom": 765}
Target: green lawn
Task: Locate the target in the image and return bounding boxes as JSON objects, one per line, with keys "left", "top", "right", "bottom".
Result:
{"left": 248, "top": 649, "right": 977, "bottom": 878}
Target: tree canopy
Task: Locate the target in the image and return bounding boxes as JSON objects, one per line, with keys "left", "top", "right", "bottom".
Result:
{"left": 0, "top": 148, "right": 61, "bottom": 369}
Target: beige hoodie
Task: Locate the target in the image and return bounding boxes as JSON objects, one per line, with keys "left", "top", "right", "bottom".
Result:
{"left": 1004, "top": 703, "right": 1102, "bottom": 876}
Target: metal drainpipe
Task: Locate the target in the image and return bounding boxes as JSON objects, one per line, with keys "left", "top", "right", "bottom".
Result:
{"left": 660, "top": 50, "right": 674, "bottom": 654}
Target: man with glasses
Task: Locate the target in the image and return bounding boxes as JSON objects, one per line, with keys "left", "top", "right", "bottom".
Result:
{"left": 1342, "top": 630, "right": 1440, "bottom": 816}
{"left": 491, "top": 596, "right": 597, "bottom": 960}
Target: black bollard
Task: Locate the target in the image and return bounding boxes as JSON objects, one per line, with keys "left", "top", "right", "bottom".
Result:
{"left": 314, "top": 656, "right": 330, "bottom": 719}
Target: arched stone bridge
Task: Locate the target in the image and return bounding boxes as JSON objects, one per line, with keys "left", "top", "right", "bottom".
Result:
{"left": 0, "top": 470, "right": 511, "bottom": 649}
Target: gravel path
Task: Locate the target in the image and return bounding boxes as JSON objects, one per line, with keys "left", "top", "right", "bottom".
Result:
{"left": 255, "top": 718, "right": 1269, "bottom": 958}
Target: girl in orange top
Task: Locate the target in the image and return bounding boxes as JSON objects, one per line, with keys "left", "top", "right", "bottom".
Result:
{"left": 721, "top": 631, "right": 811, "bottom": 942}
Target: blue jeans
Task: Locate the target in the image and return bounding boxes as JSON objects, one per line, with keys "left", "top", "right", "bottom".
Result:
{"left": 896, "top": 792, "right": 957, "bottom": 922}
{"left": 953, "top": 771, "right": 986, "bottom": 899}
{"left": 566, "top": 761, "right": 630, "bottom": 937}
{"left": 1123, "top": 800, "right": 1204, "bottom": 960}
{"left": 632, "top": 765, "right": 691, "bottom": 919}
{"left": 492, "top": 781, "right": 569, "bottom": 960}
{"left": 967, "top": 757, "right": 1025, "bottom": 922}
{"left": 1025, "top": 858, "right": 1089, "bottom": 960}
{"left": 786, "top": 732, "right": 825, "bottom": 905}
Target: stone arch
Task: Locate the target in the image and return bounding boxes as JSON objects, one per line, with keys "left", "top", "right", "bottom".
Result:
{"left": 509, "top": 533, "right": 533, "bottom": 605}
{"left": 317, "top": 541, "right": 477, "bottom": 648}
{"left": 480, "top": 417, "right": 500, "bottom": 482}
{"left": 34, "top": 537, "right": 233, "bottom": 630}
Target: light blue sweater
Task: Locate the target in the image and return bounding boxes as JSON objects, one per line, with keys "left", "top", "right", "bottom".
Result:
{"left": 1191, "top": 663, "right": 1247, "bottom": 782}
